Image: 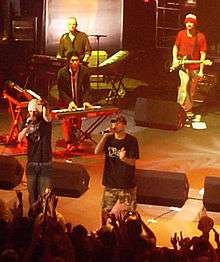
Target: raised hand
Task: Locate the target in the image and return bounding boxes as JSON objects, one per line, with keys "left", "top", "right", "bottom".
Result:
{"left": 171, "top": 232, "right": 178, "bottom": 250}
{"left": 177, "top": 231, "right": 191, "bottom": 250}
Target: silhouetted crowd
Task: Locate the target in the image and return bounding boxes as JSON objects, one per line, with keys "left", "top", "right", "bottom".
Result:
{"left": 0, "top": 190, "right": 219, "bottom": 262}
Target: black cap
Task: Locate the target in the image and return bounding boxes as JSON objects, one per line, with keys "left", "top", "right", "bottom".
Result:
{"left": 114, "top": 115, "right": 127, "bottom": 125}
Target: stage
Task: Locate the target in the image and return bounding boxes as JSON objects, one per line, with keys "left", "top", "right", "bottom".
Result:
{"left": 1, "top": 95, "right": 220, "bottom": 248}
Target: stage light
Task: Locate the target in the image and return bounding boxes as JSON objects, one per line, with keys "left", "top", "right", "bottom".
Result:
{"left": 184, "top": 0, "right": 197, "bottom": 8}
{"left": 143, "top": 0, "right": 155, "bottom": 3}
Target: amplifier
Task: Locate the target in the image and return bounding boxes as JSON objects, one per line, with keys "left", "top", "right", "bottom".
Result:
{"left": 12, "top": 17, "right": 37, "bottom": 42}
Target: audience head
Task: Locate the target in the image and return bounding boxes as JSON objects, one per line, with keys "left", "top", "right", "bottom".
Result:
{"left": 198, "top": 215, "right": 214, "bottom": 235}
{"left": 71, "top": 224, "right": 88, "bottom": 238}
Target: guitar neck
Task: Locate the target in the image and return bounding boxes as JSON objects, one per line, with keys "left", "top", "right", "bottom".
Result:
{"left": 181, "top": 60, "right": 203, "bottom": 64}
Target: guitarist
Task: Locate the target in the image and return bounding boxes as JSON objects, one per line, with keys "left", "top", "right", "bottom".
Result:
{"left": 171, "top": 13, "right": 207, "bottom": 114}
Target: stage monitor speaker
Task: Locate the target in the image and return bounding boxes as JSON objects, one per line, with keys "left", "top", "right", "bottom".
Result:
{"left": 203, "top": 176, "right": 220, "bottom": 212}
{"left": 0, "top": 156, "right": 23, "bottom": 190}
{"left": 134, "top": 97, "right": 186, "bottom": 130}
{"left": 51, "top": 162, "right": 90, "bottom": 198}
{"left": 136, "top": 169, "right": 189, "bottom": 207}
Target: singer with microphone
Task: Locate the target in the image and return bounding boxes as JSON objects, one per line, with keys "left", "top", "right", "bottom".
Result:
{"left": 94, "top": 115, "right": 140, "bottom": 226}
{"left": 18, "top": 98, "right": 52, "bottom": 206}
{"left": 57, "top": 50, "right": 93, "bottom": 150}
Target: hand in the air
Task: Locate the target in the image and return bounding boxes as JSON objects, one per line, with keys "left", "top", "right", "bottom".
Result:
{"left": 68, "top": 101, "right": 77, "bottom": 110}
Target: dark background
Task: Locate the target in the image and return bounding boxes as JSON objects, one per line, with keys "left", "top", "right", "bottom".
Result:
{"left": 0, "top": 0, "right": 220, "bottom": 102}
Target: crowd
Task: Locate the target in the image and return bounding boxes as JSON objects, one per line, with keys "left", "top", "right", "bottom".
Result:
{"left": 0, "top": 190, "right": 219, "bottom": 262}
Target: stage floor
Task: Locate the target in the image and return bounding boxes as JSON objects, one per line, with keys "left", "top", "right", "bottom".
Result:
{"left": 1, "top": 101, "right": 220, "bottom": 248}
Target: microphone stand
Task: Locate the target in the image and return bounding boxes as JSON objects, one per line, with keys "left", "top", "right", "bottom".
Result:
{"left": 89, "top": 34, "right": 107, "bottom": 88}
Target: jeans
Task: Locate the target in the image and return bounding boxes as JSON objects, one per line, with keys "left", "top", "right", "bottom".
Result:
{"left": 26, "top": 162, "right": 52, "bottom": 206}
{"left": 177, "top": 69, "right": 199, "bottom": 111}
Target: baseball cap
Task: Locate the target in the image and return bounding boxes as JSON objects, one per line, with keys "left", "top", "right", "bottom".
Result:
{"left": 184, "top": 13, "right": 197, "bottom": 24}
{"left": 114, "top": 115, "right": 127, "bottom": 125}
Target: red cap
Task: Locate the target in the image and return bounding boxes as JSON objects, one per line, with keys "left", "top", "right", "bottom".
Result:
{"left": 184, "top": 14, "right": 197, "bottom": 25}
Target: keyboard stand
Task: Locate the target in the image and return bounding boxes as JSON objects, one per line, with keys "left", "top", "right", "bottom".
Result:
{"left": 105, "top": 74, "right": 126, "bottom": 104}
{"left": 76, "top": 114, "right": 111, "bottom": 145}
{"left": 2, "top": 91, "right": 28, "bottom": 144}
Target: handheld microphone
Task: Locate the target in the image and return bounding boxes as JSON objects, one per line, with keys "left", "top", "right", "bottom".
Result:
{"left": 100, "top": 130, "right": 111, "bottom": 135}
{"left": 25, "top": 119, "right": 32, "bottom": 127}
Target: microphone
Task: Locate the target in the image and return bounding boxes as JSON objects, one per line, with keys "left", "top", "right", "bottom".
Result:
{"left": 6, "top": 80, "right": 24, "bottom": 93}
{"left": 100, "top": 127, "right": 115, "bottom": 135}
{"left": 25, "top": 116, "right": 34, "bottom": 127}
{"left": 25, "top": 120, "right": 32, "bottom": 127}
{"left": 100, "top": 130, "right": 111, "bottom": 135}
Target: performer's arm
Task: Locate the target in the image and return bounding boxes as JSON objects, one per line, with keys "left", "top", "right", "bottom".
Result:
{"left": 82, "top": 69, "right": 93, "bottom": 108}
{"left": 171, "top": 44, "right": 179, "bottom": 70}
{"left": 18, "top": 125, "right": 30, "bottom": 142}
{"left": 82, "top": 36, "right": 92, "bottom": 63}
{"left": 57, "top": 70, "right": 73, "bottom": 104}
{"left": 94, "top": 134, "right": 110, "bottom": 155}
{"left": 42, "top": 105, "right": 52, "bottom": 122}
{"left": 56, "top": 35, "right": 64, "bottom": 58}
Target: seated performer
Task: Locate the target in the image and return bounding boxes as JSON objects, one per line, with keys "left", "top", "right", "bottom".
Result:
{"left": 57, "top": 50, "right": 93, "bottom": 150}
{"left": 56, "top": 16, "right": 92, "bottom": 65}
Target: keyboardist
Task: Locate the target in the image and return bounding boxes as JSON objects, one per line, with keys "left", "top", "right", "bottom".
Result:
{"left": 57, "top": 50, "right": 93, "bottom": 150}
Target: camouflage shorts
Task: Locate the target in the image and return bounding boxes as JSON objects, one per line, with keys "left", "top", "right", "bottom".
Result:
{"left": 101, "top": 186, "right": 137, "bottom": 212}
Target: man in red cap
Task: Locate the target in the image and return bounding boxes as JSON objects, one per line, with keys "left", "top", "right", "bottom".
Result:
{"left": 171, "top": 13, "right": 207, "bottom": 114}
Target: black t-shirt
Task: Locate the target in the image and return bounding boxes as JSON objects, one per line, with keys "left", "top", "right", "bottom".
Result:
{"left": 102, "top": 133, "right": 139, "bottom": 189}
{"left": 26, "top": 118, "right": 52, "bottom": 163}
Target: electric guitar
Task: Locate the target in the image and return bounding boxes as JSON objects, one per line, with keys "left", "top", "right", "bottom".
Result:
{"left": 170, "top": 57, "right": 213, "bottom": 72}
